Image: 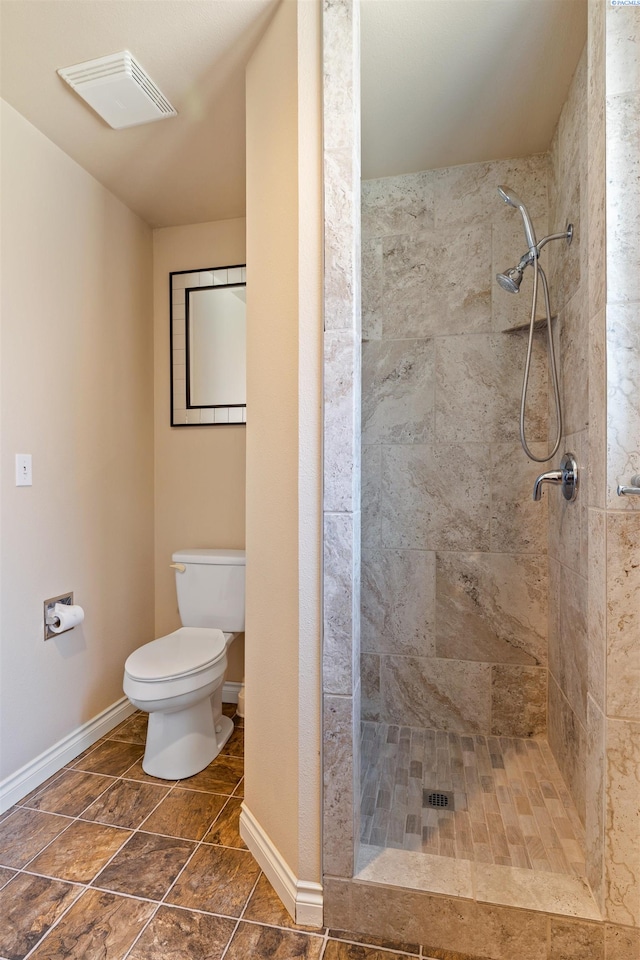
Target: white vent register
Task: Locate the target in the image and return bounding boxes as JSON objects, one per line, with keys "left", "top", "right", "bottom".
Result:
{"left": 57, "top": 51, "right": 177, "bottom": 129}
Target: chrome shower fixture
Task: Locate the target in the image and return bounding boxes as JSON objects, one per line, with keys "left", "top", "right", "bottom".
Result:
{"left": 497, "top": 185, "right": 538, "bottom": 253}
{"left": 496, "top": 185, "right": 573, "bottom": 293}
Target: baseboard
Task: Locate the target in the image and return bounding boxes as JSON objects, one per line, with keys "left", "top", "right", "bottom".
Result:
{"left": 222, "top": 680, "right": 242, "bottom": 704}
{"left": 239, "top": 804, "right": 323, "bottom": 927}
{"left": 0, "top": 696, "right": 136, "bottom": 814}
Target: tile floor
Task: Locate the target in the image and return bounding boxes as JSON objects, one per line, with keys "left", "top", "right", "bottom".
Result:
{"left": 361, "top": 722, "right": 587, "bottom": 877}
{"left": 0, "top": 706, "right": 437, "bottom": 960}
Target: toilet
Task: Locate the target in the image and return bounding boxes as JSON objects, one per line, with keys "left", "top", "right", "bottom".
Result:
{"left": 123, "top": 548, "right": 245, "bottom": 780}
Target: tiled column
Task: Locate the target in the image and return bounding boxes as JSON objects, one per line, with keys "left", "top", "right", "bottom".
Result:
{"left": 322, "top": 0, "right": 362, "bottom": 880}
{"left": 602, "top": 0, "right": 640, "bottom": 929}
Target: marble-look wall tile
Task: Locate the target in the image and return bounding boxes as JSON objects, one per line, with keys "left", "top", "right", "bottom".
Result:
{"left": 435, "top": 552, "right": 547, "bottom": 666}
{"left": 380, "top": 656, "right": 491, "bottom": 733}
{"left": 548, "top": 676, "right": 587, "bottom": 825}
{"left": 380, "top": 443, "right": 491, "bottom": 551}
{"left": 347, "top": 882, "right": 549, "bottom": 960}
{"left": 361, "top": 652, "right": 380, "bottom": 722}
{"left": 324, "top": 512, "right": 357, "bottom": 645}
{"left": 491, "top": 665, "right": 547, "bottom": 738}
{"left": 548, "top": 430, "right": 588, "bottom": 581}
{"left": 361, "top": 444, "right": 381, "bottom": 549}
{"left": 325, "top": 329, "right": 360, "bottom": 513}
{"left": 379, "top": 235, "right": 427, "bottom": 340}
{"left": 606, "top": 303, "right": 640, "bottom": 509}
{"left": 361, "top": 549, "right": 435, "bottom": 657}
{"left": 549, "top": 918, "right": 604, "bottom": 960}
{"left": 586, "top": 695, "right": 605, "bottom": 915}
{"left": 606, "top": 512, "right": 640, "bottom": 720}
{"left": 604, "top": 718, "right": 640, "bottom": 926}
{"left": 435, "top": 333, "right": 547, "bottom": 444}
{"left": 361, "top": 239, "right": 383, "bottom": 340}
{"left": 433, "top": 154, "right": 549, "bottom": 231}
{"left": 587, "top": 509, "right": 606, "bottom": 712}
{"left": 605, "top": 923, "right": 640, "bottom": 960}
{"left": 606, "top": 93, "right": 640, "bottom": 303}
{"left": 606, "top": 5, "right": 640, "bottom": 97}
{"left": 324, "top": 633, "right": 352, "bottom": 697}
{"left": 490, "top": 443, "right": 549, "bottom": 555}
{"left": 361, "top": 338, "right": 434, "bottom": 445}
{"left": 559, "top": 286, "right": 589, "bottom": 436}
{"left": 421, "top": 223, "right": 492, "bottom": 336}
{"left": 361, "top": 172, "right": 434, "bottom": 241}
{"left": 325, "top": 149, "right": 360, "bottom": 332}
{"left": 550, "top": 564, "right": 588, "bottom": 726}
{"left": 323, "top": 695, "right": 356, "bottom": 878}
{"left": 588, "top": 308, "right": 607, "bottom": 509}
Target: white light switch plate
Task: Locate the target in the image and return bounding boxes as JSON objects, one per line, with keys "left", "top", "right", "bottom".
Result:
{"left": 15, "top": 454, "right": 32, "bottom": 486}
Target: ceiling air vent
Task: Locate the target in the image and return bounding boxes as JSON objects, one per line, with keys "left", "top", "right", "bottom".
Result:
{"left": 57, "top": 51, "right": 177, "bottom": 129}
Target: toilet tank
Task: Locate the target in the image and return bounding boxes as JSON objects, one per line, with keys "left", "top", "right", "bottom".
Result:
{"left": 172, "top": 548, "right": 245, "bottom": 631}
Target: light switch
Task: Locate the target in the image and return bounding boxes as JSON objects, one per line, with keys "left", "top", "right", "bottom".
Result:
{"left": 15, "top": 454, "right": 32, "bottom": 486}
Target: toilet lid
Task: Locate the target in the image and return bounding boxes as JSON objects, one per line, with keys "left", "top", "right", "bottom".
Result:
{"left": 125, "top": 627, "right": 226, "bottom": 682}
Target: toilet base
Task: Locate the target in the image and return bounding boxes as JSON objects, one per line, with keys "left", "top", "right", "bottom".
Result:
{"left": 141, "top": 692, "right": 234, "bottom": 780}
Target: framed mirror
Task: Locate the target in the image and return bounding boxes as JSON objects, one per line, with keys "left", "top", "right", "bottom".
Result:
{"left": 170, "top": 264, "right": 247, "bottom": 426}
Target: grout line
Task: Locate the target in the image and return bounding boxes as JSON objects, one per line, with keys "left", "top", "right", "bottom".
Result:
{"left": 218, "top": 868, "right": 264, "bottom": 960}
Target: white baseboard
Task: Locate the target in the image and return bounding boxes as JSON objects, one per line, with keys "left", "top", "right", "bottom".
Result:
{"left": 239, "top": 804, "right": 323, "bottom": 927}
{"left": 0, "top": 696, "right": 136, "bottom": 814}
{"left": 223, "top": 680, "right": 242, "bottom": 704}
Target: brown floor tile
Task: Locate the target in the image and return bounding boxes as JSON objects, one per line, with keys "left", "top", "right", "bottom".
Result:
{"left": 24, "top": 769, "right": 115, "bottom": 817}
{"left": 107, "top": 712, "right": 148, "bottom": 744}
{"left": 27, "top": 887, "right": 155, "bottom": 960}
{"left": 70, "top": 739, "right": 143, "bottom": 777}
{"left": 64, "top": 738, "right": 107, "bottom": 765}
{"left": 0, "top": 873, "right": 82, "bottom": 960}
{"left": 329, "top": 930, "right": 421, "bottom": 955}
{"left": 244, "top": 874, "right": 322, "bottom": 932}
{"left": 221, "top": 702, "right": 237, "bottom": 718}
{"left": 224, "top": 921, "right": 324, "bottom": 959}
{"left": 0, "top": 805, "right": 18, "bottom": 822}
{"left": 27, "top": 820, "right": 130, "bottom": 883}
{"left": 203, "top": 797, "right": 246, "bottom": 848}
{"left": 179, "top": 755, "right": 244, "bottom": 794}
{"left": 325, "top": 942, "right": 419, "bottom": 959}
{"left": 233, "top": 777, "right": 245, "bottom": 798}
{"left": 0, "top": 866, "right": 16, "bottom": 888}
{"left": 167, "top": 844, "right": 260, "bottom": 916}
{"left": 80, "top": 778, "right": 170, "bottom": 829}
{"left": 17, "top": 771, "right": 66, "bottom": 806}
{"left": 0, "top": 808, "right": 70, "bottom": 868}
{"left": 219, "top": 726, "right": 244, "bottom": 759}
{"left": 141, "top": 787, "right": 226, "bottom": 840}
{"left": 121, "top": 758, "right": 178, "bottom": 786}
{"left": 92, "top": 831, "right": 195, "bottom": 900}
{"left": 127, "top": 905, "right": 236, "bottom": 960}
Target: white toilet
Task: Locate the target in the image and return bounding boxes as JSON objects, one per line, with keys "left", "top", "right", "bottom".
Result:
{"left": 123, "top": 548, "right": 245, "bottom": 780}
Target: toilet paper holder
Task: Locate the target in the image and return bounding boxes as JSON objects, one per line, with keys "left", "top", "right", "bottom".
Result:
{"left": 44, "top": 592, "right": 74, "bottom": 640}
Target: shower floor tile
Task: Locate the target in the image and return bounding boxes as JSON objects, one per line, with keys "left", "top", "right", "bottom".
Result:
{"left": 360, "top": 722, "right": 586, "bottom": 878}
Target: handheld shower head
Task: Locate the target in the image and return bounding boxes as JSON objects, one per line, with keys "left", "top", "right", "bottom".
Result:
{"left": 496, "top": 266, "right": 523, "bottom": 294}
{"left": 498, "top": 184, "right": 538, "bottom": 254}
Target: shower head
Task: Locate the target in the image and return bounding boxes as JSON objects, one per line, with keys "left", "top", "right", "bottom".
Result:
{"left": 497, "top": 184, "right": 538, "bottom": 254}
{"left": 496, "top": 265, "right": 524, "bottom": 294}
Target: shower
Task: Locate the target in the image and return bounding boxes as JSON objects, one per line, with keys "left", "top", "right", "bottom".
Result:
{"left": 496, "top": 184, "right": 573, "bottom": 463}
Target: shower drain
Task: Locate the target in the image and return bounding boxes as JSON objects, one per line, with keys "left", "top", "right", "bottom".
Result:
{"left": 423, "top": 789, "right": 454, "bottom": 810}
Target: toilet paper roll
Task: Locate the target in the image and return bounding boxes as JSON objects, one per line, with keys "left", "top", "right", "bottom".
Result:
{"left": 50, "top": 603, "right": 85, "bottom": 633}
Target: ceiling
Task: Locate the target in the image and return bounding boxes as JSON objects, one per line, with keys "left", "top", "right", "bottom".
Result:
{"left": 0, "top": 0, "right": 587, "bottom": 229}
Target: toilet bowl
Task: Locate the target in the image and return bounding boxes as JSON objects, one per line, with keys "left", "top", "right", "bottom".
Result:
{"left": 123, "top": 548, "right": 245, "bottom": 780}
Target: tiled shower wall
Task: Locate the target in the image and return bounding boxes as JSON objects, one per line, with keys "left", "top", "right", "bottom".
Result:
{"left": 545, "top": 46, "right": 591, "bottom": 826}
{"left": 360, "top": 155, "right": 553, "bottom": 738}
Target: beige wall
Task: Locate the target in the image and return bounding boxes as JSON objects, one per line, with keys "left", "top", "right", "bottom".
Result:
{"left": 152, "top": 219, "right": 246, "bottom": 680}
{"left": 0, "top": 100, "right": 154, "bottom": 779}
{"left": 245, "top": 0, "right": 322, "bottom": 883}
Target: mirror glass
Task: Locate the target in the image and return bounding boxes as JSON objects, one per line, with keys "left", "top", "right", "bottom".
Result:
{"left": 170, "top": 265, "right": 246, "bottom": 426}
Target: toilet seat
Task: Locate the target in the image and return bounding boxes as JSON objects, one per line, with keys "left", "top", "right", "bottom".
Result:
{"left": 125, "top": 626, "right": 226, "bottom": 682}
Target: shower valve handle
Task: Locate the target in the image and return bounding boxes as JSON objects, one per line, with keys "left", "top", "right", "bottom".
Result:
{"left": 533, "top": 453, "right": 578, "bottom": 502}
